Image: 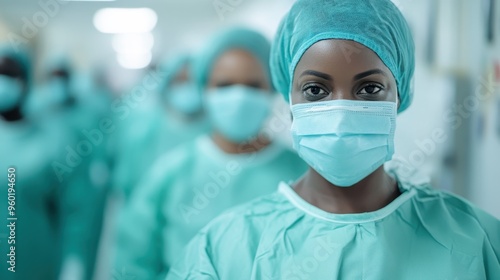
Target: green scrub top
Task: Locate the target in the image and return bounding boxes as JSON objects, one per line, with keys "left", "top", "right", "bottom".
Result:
{"left": 115, "top": 135, "right": 308, "bottom": 279}
{"left": 167, "top": 175, "right": 500, "bottom": 280}
{"left": 0, "top": 117, "right": 104, "bottom": 280}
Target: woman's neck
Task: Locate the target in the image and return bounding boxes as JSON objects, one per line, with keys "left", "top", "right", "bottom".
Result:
{"left": 211, "top": 132, "right": 271, "bottom": 154}
{"left": 293, "top": 166, "right": 400, "bottom": 214}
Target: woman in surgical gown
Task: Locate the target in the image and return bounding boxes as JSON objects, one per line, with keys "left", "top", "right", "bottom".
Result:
{"left": 114, "top": 28, "right": 308, "bottom": 279}
{"left": 166, "top": 1, "right": 500, "bottom": 279}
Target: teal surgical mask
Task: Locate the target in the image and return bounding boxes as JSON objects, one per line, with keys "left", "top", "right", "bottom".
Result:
{"left": 0, "top": 75, "right": 23, "bottom": 113}
{"left": 166, "top": 83, "right": 202, "bottom": 115}
{"left": 205, "top": 85, "right": 271, "bottom": 143}
{"left": 291, "top": 99, "right": 397, "bottom": 187}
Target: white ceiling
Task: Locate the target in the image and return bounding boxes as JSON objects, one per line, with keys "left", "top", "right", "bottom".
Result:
{"left": 0, "top": 0, "right": 294, "bottom": 89}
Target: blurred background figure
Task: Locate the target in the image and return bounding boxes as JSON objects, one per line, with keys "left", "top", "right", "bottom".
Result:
{"left": 112, "top": 53, "right": 209, "bottom": 202}
{"left": 0, "top": 45, "right": 28, "bottom": 122}
{"left": 0, "top": 44, "right": 60, "bottom": 280}
{"left": 113, "top": 27, "right": 308, "bottom": 279}
{"left": 0, "top": 0, "right": 498, "bottom": 279}
{"left": 24, "top": 58, "right": 76, "bottom": 117}
{"left": 35, "top": 57, "right": 111, "bottom": 280}
{"left": 0, "top": 44, "right": 103, "bottom": 280}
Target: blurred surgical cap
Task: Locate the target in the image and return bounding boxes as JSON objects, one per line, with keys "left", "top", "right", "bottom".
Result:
{"left": 270, "top": 0, "right": 415, "bottom": 113}
{"left": 158, "top": 53, "right": 190, "bottom": 90}
{"left": 193, "top": 27, "right": 272, "bottom": 91}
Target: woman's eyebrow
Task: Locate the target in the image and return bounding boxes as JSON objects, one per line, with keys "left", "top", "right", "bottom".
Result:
{"left": 353, "top": 69, "right": 387, "bottom": 81}
{"left": 300, "top": 70, "right": 332, "bottom": 81}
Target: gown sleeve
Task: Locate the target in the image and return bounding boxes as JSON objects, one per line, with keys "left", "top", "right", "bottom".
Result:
{"left": 114, "top": 160, "right": 171, "bottom": 280}
{"left": 166, "top": 230, "right": 220, "bottom": 280}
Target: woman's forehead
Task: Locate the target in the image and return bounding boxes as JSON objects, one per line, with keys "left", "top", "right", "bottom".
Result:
{"left": 295, "top": 39, "right": 391, "bottom": 77}
{"left": 210, "top": 49, "right": 266, "bottom": 79}
{"left": 213, "top": 49, "right": 262, "bottom": 69}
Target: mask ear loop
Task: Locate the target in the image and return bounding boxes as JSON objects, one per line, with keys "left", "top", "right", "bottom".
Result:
{"left": 288, "top": 91, "right": 294, "bottom": 123}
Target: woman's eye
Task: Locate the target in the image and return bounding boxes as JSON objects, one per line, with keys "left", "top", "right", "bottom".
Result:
{"left": 303, "top": 85, "right": 328, "bottom": 101}
{"left": 358, "top": 84, "right": 383, "bottom": 95}
{"left": 245, "top": 82, "right": 263, "bottom": 89}
{"left": 215, "top": 82, "right": 233, "bottom": 88}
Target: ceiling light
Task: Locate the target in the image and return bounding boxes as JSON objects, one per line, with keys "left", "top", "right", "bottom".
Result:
{"left": 116, "top": 52, "right": 152, "bottom": 69}
{"left": 93, "top": 8, "right": 157, "bottom": 34}
{"left": 112, "top": 33, "right": 154, "bottom": 55}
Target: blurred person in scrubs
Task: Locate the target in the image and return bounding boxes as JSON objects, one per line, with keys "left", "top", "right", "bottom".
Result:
{"left": 32, "top": 59, "right": 113, "bottom": 192}
{"left": 0, "top": 48, "right": 29, "bottom": 122}
{"left": 25, "top": 58, "right": 109, "bottom": 133}
{"left": 40, "top": 60, "right": 110, "bottom": 279}
{"left": 167, "top": 1, "right": 500, "bottom": 279}
{"left": 113, "top": 54, "right": 209, "bottom": 201}
{"left": 0, "top": 45, "right": 101, "bottom": 280}
{"left": 114, "top": 27, "right": 308, "bottom": 279}
{"left": 23, "top": 59, "right": 75, "bottom": 118}
{"left": 42, "top": 57, "right": 110, "bottom": 279}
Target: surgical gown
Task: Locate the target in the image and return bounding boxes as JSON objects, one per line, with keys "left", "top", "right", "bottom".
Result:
{"left": 115, "top": 135, "right": 308, "bottom": 279}
{"left": 0, "top": 117, "right": 103, "bottom": 280}
{"left": 167, "top": 175, "right": 500, "bottom": 279}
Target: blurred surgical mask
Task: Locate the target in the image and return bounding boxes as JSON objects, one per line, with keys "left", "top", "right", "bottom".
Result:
{"left": 291, "top": 100, "right": 397, "bottom": 187}
{"left": 166, "top": 83, "right": 202, "bottom": 115}
{"left": 205, "top": 85, "right": 271, "bottom": 143}
{"left": 0, "top": 75, "right": 23, "bottom": 113}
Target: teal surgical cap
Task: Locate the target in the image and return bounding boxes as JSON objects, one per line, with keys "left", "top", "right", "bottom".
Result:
{"left": 193, "top": 27, "right": 272, "bottom": 90}
{"left": 0, "top": 44, "right": 32, "bottom": 85}
{"left": 158, "top": 54, "right": 190, "bottom": 90}
{"left": 270, "top": 0, "right": 415, "bottom": 113}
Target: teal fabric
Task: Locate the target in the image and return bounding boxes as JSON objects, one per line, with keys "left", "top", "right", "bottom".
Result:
{"left": 167, "top": 175, "right": 500, "bottom": 279}
{"left": 205, "top": 85, "right": 272, "bottom": 142}
{"left": 193, "top": 27, "right": 272, "bottom": 90}
{"left": 159, "top": 55, "right": 203, "bottom": 115}
{"left": 45, "top": 90, "right": 110, "bottom": 280}
{"left": 0, "top": 75, "right": 23, "bottom": 112}
{"left": 113, "top": 53, "right": 210, "bottom": 200}
{"left": 114, "top": 135, "right": 308, "bottom": 279}
{"left": 291, "top": 100, "right": 397, "bottom": 187}
{"left": 158, "top": 54, "right": 190, "bottom": 92}
{"left": 270, "top": 0, "right": 415, "bottom": 113}
{"left": 0, "top": 117, "right": 104, "bottom": 280}
{"left": 112, "top": 104, "right": 210, "bottom": 200}
{"left": 0, "top": 120, "right": 63, "bottom": 280}
{"left": 166, "top": 83, "right": 202, "bottom": 114}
